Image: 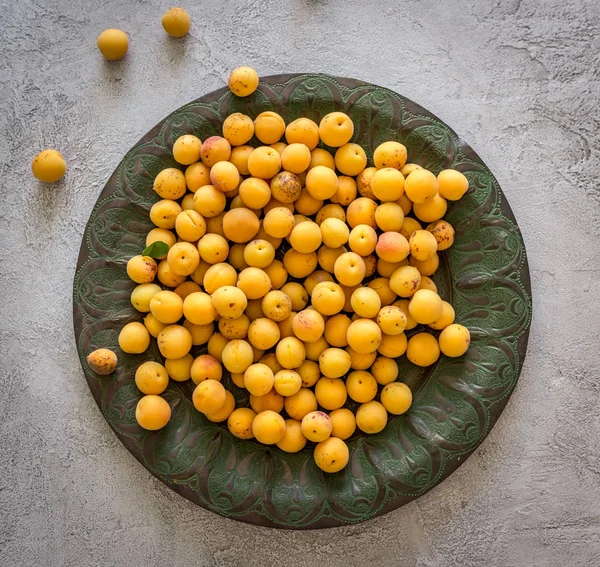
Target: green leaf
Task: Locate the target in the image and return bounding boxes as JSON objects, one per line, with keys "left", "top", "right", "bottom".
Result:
{"left": 142, "top": 241, "right": 169, "bottom": 258}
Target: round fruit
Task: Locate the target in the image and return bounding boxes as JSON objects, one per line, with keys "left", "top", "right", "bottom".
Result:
{"left": 429, "top": 301, "right": 456, "bottom": 330}
{"left": 280, "top": 143, "right": 311, "bottom": 173}
{"left": 348, "top": 224, "right": 377, "bottom": 256}
{"left": 331, "top": 175, "right": 357, "bottom": 206}
{"left": 221, "top": 339, "right": 254, "bottom": 373}
{"left": 228, "top": 66, "right": 259, "bottom": 97}
{"left": 346, "top": 319, "right": 382, "bottom": 354}
{"left": 127, "top": 255, "right": 157, "bottom": 284}
{"left": 254, "top": 111, "right": 285, "bottom": 144}
{"left": 228, "top": 408, "right": 257, "bottom": 439}
{"left": 311, "top": 281, "right": 345, "bottom": 316}
{"left": 284, "top": 388, "right": 317, "bottom": 420}
{"left": 346, "top": 370, "right": 378, "bottom": 403}
{"left": 389, "top": 265, "right": 421, "bottom": 297}
{"left": 334, "top": 143, "right": 367, "bottom": 176}
{"left": 427, "top": 220, "right": 455, "bottom": 251}
{"left": 410, "top": 253, "right": 440, "bottom": 277}
{"left": 438, "top": 324, "right": 471, "bottom": 357}
{"left": 319, "top": 348, "right": 352, "bottom": 378}
{"left": 373, "top": 141, "right": 407, "bottom": 170}
{"left": 409, "top": 230, "right": 438, "bottom": 262}
{"left": 375, "top": 202, "right": 404, "bottom": 232}
{"left": 377, "top": 332, "right": 408, "bottom": 358}
{"left": 97, "top": 28, "right": 128, "bottom": 60}
{"left": 203, "top": 262, "right": 237, "bottom": 294}
{"left": 136, "top": 395, "right": 171, "bottom": 430}
{"left": 135, "top": 361, "right": 169, "bottom": 395}
{"left": 437, "top": 169, "right": 469, "bottom": 200}
{"left": 301, "top": 411, "right": 332, "bottom": 442}
{"left": 157, "top": 325, "right": 192, "bottom": 359}
{"left": 408, "top": 289, "right": 443, "bottom": 324}
{"left": 376, "top": 305, "right": 407, "bottom": 335}
{"left": 31, "top": 149, "right": 67, "bottom": 182}
{"left": 350, "top": 287, "right": 381, "bottom": 319}
{"left": 289, "top": 221, "right": 322, "bottom": 253}
{"left": 356, "top": 401, "right": 388, "bottom": 434}
{"left": 205, "top": 390, "right": 236, "bottom": 422}
{"left": 118, "top": 322, "right": 150, "bottom": 354}
{"left": 211, "top": 286, "right": 247, "bottom": 319}
{"left": 371, "top": 167, "right": 405, "bottom": 201}
{"left": 161, "top": 7, "right": 190, "bottom": 37}
{"left": 285, "top": 118, "right": 320, "bottom": 150}
{"left": 413, "top": 193, "right": 447, "bottom": 223}
{"left": 276, "top": 336, "right": 306, "bottom": 369}
{"left": 334, "top": 252, "right": 366, "bottom": 287}
{"left": 405, "top": 169, "right": 437, "bottom": 204}
{"left": 314, "top": 437, "right": 349, "bottom": 473}
{"left": 263, "top": 207, "right": 295, "bottom": 238}
{"left": 346, "top": 197, "right": 377, "bottom": 229}
{"left": 273, "top": 370, "right": 302, "bottom": 397}
{"left": 292, "top": 309, "right": 325, "bottom": 343}
{"left": 356, "top": 167, "right": 377, "bottom": 199}
{"left": 330, "top": 408, "right": 356, "bottom": 440}
{"left": 305, "top": 165, "right": 338, "bottom": 200}
{"left": 318, "top": 112, "right": 354, "bottom": 147}
{"left": 87, "top": 348, "right": 117, "bottom": 375}
{"left": 221, "top": 112, "right": 254, "bottom": 146}
{"left": 406, "top": 332, "right": 440, "bottom": 366}
{"left": 371, "top": 356, "right": 399, "bottom": 385}
{"left": 244, "top": 363, "right": 275, "bottom": 396}
{"left": 252, "top": 410, "right": 286, "bottom": 444}
{"left": 193, "top": 380, "right": 227, "bottom": 415}
{"left": 164, "top": 353, "right": 194, "bottom": 382}
{"left": 276, "top": 419, "right": 307, "bottom": 452}
{"left": 381, "top": 382, "right": 412, "bottom": 415}
{"left": 131, "top": 283, "right": 162, "bottom": 313}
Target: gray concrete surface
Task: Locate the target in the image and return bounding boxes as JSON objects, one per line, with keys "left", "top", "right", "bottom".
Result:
{"left": 1, "top": 0, "right": 599, "bottom": 565}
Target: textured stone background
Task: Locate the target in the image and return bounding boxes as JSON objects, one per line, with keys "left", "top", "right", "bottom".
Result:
{"left": 1, "top": 0, "right": 599, "bottom": 565}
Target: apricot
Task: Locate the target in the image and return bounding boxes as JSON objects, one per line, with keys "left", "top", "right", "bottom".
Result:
{"left": 346, "top": 197, "right": 377, "bottom": 229}
{"left": 346, "top": 318, "right": 382, "bottom": 354}
{"left": 333, "top": 252, "right": 366, "bottom": 287}
{"left": 301, "top": 411, "right": 332, "bottom": 442}
{"left": 283, "top": 249, "right": 318, "bottom": 278}
{"left": 247, "top": 317, "right": 280, "bottom": 350}
{"left": 190, "top": 354, "right": 223, "bottom": 384}
{"left": 334, "top": 143, "right": 367, "bottom": 176}
{"left": 373, "top": 141, "right": 407, "bottom": 170}
{"left": 314, "top": 437, "right": 349, "bottom": 473}
{"left": 275, "top": 336, "right": 306, "bottom": 369}
{"left": 254, "top": 111, "right": 286, "bottom": 144}
{"left": 346, "top": 370, "right": 378, "bottom": 403}
{"left": 355, "top": 401, "right": 388, "bottom": 434}
{"left": 276, "top": 419, "right": 307, "bottom": 452}
{"left": 311, "top": 281, "right": 345, "bottom": 316}
{"left": 319, "top": 347, "right": 352, "bottom": 378}
{"left": 285, "top": 117, "right": 320, "bottom": 150}
{"left": 284, "top": 388, "right": 318, "bottom": 420}
{"left": 211, "top": 285, "right": 247, "bottom": 319}
{"left": 348, "top": 224, "right": 377, "bottom": 256}
{"left": 273, "top": 369, "right": 302, "bottom": 397}
{"left": 305, "top": 165, "right": 338, "bottom": 200}
{"left": 136, "top": 395, "right": 171, "bottom": 431}
{"left": 371, "top": 356, "right": 399, "bottom": 385}
{"left": 406, "top": 332, "right": 440, "bottom": 366}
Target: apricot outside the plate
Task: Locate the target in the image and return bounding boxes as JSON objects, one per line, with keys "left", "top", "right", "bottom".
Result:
{"left": 31, "top": 149, "right": 67, "bottom": 182}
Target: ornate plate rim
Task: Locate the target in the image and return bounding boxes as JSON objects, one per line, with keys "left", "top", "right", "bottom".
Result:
{"left": 73, "top": 73, "right": 532, "bottom": 529}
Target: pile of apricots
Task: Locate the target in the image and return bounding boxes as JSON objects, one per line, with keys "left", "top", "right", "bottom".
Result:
{"left": 88, "top": 67, "right": 471, "bottom": 474}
